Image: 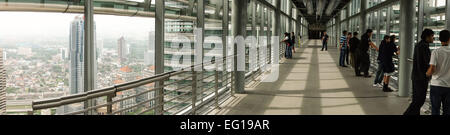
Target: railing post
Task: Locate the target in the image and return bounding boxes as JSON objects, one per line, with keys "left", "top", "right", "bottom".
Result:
{"left": 157, "top": 78, "right": 165, "bottom": 115}
{"left": 230, "top": 71, "right": 235, "bottom": 97}
{"left": 191, "top": 68, "right": 197, "bottom": 115}
{"left": 214, "top": 62, "right": 220, "bottom": 109}
{"left": 106, "top": 94, "right": 114, "bottom": 115}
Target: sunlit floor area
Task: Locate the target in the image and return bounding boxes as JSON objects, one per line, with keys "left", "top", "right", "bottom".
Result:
{"left": 211, "top": 40, "right": 410, "bottom": 115}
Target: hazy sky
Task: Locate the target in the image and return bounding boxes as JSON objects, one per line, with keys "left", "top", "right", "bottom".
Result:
{"left": 0, "top": 11, "right": 155, "bottom": 42}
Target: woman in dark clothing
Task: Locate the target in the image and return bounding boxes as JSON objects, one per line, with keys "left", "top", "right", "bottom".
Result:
{"left": 404, "top": 29, "right": 434, "bottom": 115}
{"left": 381, "top": 35, "right": 399, "bottom": 92}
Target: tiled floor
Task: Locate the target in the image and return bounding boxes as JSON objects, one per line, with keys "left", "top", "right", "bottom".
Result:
{"left": 210, "top": 40, "right": 410, "bottom": 115}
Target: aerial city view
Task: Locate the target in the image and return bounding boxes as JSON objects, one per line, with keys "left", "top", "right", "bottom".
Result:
{"left": 0, "top": 12, "right": 157, "bottom": 114}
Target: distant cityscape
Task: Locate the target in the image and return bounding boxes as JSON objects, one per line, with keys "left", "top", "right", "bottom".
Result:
{"left": 0, "top": 10, "right": 223, "bottom": 114}
{"left": 0, "top": 15, "right": 156, "bottom": 114}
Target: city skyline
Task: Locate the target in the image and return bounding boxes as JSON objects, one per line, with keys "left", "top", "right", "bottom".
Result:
{"left": 0, "top": 12, "right": 156, "bottom": 47}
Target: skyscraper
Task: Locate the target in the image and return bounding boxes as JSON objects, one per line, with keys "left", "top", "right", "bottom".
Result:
{"left": 60, "top": 48, "right": 67, "bottom": 60}
{"left": 69, "top": 16, "right": 98, "bottom": 95}
{"left": 118, "top": 36, "right": 127, "bottom": 64}
{"left": 145, "top": 32, "right": 155, "bottom": 66}
{"left": 97, "top": 39, "right": 104, "bottom": 62}
{"left": 69, "top": 16, "right": 85, "bottom": 95}
{"left": 0, "top": 48, "right": 5, "bottom": 115}
{"left": 59, "top": 16, "right": 98, "bottom": 114}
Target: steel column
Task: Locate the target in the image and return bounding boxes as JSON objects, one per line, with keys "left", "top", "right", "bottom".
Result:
{"left": 232, "top": 0, "right": 247, "bottom": 94}
{"left": 360, "top": 0, "right": 367, "bottom": 35}
{"left": 446, "top": 0, "right": 450, "bottom": 29}
{"left": 222, "top": 0, "right": 229, "bottom": 87}
{"left": 386, "top": 6, "right": 392, "bottom": 36}
{"left": 376, "top": 9, "right": 381, "bottom": 45}
{"left": 196, "top": 0, "right": 205, "bottom": 102}
{"left": 398, "top": 0, "right": 416, "bottom": 97}
{"left": 273, "top": 0, "right": 281, "bottom": 53}
{"left": 154, "top": 0, "right": 165, "bottom": 114}
{"left": 417, "top": 0, "right": 424, "bottom": 42}
{"left": 346, "top": 5, "right": 350, "bottom": 31}
{"left": 336, "top": 15, "right": 341, "bottom": 47}
{"left": 83, "top": 0, "right": 95, "bottom": 115}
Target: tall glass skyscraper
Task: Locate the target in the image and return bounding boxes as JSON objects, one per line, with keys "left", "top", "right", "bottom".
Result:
{"left": 69, "top": 16, "right": 85, "bottom": 95}
{"left": 69, "top": 16, "right": 98, "bottom": 95}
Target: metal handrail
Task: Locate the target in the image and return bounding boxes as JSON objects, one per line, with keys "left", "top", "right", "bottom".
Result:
{"left": 30, "top": 55, "right": 237, "bottom": 115}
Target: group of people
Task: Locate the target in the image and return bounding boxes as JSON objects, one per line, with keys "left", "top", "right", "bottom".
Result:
{"left": 326, "top": 29, "right": 398, "bottom": 92}
{"left": 322, "top": 28, "right": 450, "bottom": 115}
{"left": 281, "top": 32, "right": 297, "bottom": 59}
{"left": 323, "top": 29, "right": 379, "bottom": 78}
{"left": 404, "top": 29, "right": 450, "bottom": 115}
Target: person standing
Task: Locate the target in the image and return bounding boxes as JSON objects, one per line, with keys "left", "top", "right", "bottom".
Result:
{"left": 346, "top": 33, "right": 352, "bottom": 65}
{"left": 373, "top": 35, "right": 390, "bottom": 87}
{"left": 381, "top": 35, "right": 399, "bottom": 92}
{"left": 281, "top": 32, "right": 293, "bottom": 59}
{"left": 359, "top": 29, "right": 378, "bottom": 78}
{"left": 339, "top": 31, "right": 348, "bottom": 67}
{"left": 403, "top": 29, "right": 434, "bottom": 115}
{"left": 291, "top": 32, "right": 296, "bottom": 53}
{"left": 322, "top": 31, "right": 329, "bottom": 51}
{"left": 349, "top": 32, "right": 361, "bottom": 76}
{"left": 426, "top": 30, "right": 450, "bottom": 115}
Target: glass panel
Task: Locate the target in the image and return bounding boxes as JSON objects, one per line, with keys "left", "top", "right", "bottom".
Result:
{"left": 163, "top": 0, "right": 198, "bottom": 115}
{"left": 0, "top": 1, "right": 84, "bottom": 114}
{"left": 424, "top": 0, "right": 446, "bottom": 51}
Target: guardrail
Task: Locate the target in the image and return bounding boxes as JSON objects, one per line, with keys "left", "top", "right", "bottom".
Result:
{"left": 30, "top": 55, "right": 241, "bottom": 115}
{"left": 28, "top": 46, "right": 280, "bottom": 115}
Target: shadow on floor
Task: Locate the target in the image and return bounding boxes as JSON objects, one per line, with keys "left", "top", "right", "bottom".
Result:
{"left": 211, "top": 40, "right": 410, "bottom": 115}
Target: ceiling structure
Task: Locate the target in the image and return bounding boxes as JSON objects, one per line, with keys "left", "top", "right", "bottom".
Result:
{"left": 293, "top": 0, "right": 351, "bottom": 27}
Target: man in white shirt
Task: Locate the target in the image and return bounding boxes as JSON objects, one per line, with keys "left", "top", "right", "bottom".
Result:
{"left": 426, "top": 30, "right": 450, "bottom": 115}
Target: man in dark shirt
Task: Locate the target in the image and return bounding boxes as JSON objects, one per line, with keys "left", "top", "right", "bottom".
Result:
{"left": 373, "top": 35, "right": 390, "bottom": 87}
{"left": 349, "top": 32, "right": 360, "bottom": 75}
{"left": 322, "top": 31, "right": 329, "bottom": 51}
{"left": 359, "top": 29, "right": 379, "bottom": 77}
{"left": 404, "top": 29, "right": 434, "bottom": 115}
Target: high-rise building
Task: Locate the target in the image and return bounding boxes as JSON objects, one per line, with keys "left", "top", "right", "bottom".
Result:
{"left": 68, "top": 16, "right": 98, "bottom": 95}
{"left": 0, "top": 48, "right": 5, "bottom": 115}
{"left": 60, "top": 48, "right": 68, "bottom": 60}
{"left": 118, "top": 36, "right": 127, "bottom": 64}
{"left": 69, "top": 16, "right": 85, "bottom": 95}
{"left": 60, "top": 16, "right": 98, "bottom": 114}
{"left": 97, "top": 39, "right": 104, "bottom": 62}
{"left": 145, "top": 32, "right": 155, "bottom": 66}
{"left": 129, "top": 43, "right": 145, "bottom": 60}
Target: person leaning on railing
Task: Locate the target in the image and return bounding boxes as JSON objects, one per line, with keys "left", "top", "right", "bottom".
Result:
{"left": 381, "top": 35, "right": 399, "bottom": 93}
{"left": 373, "top": 35, "right": 390, "bottom": 88}
{"left": 358, "top": 29, "right": 379, "bottom": 78}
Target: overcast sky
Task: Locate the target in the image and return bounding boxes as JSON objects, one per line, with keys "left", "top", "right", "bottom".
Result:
{"left": 0, "top": 12, "right": 155, "bottom": 42}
